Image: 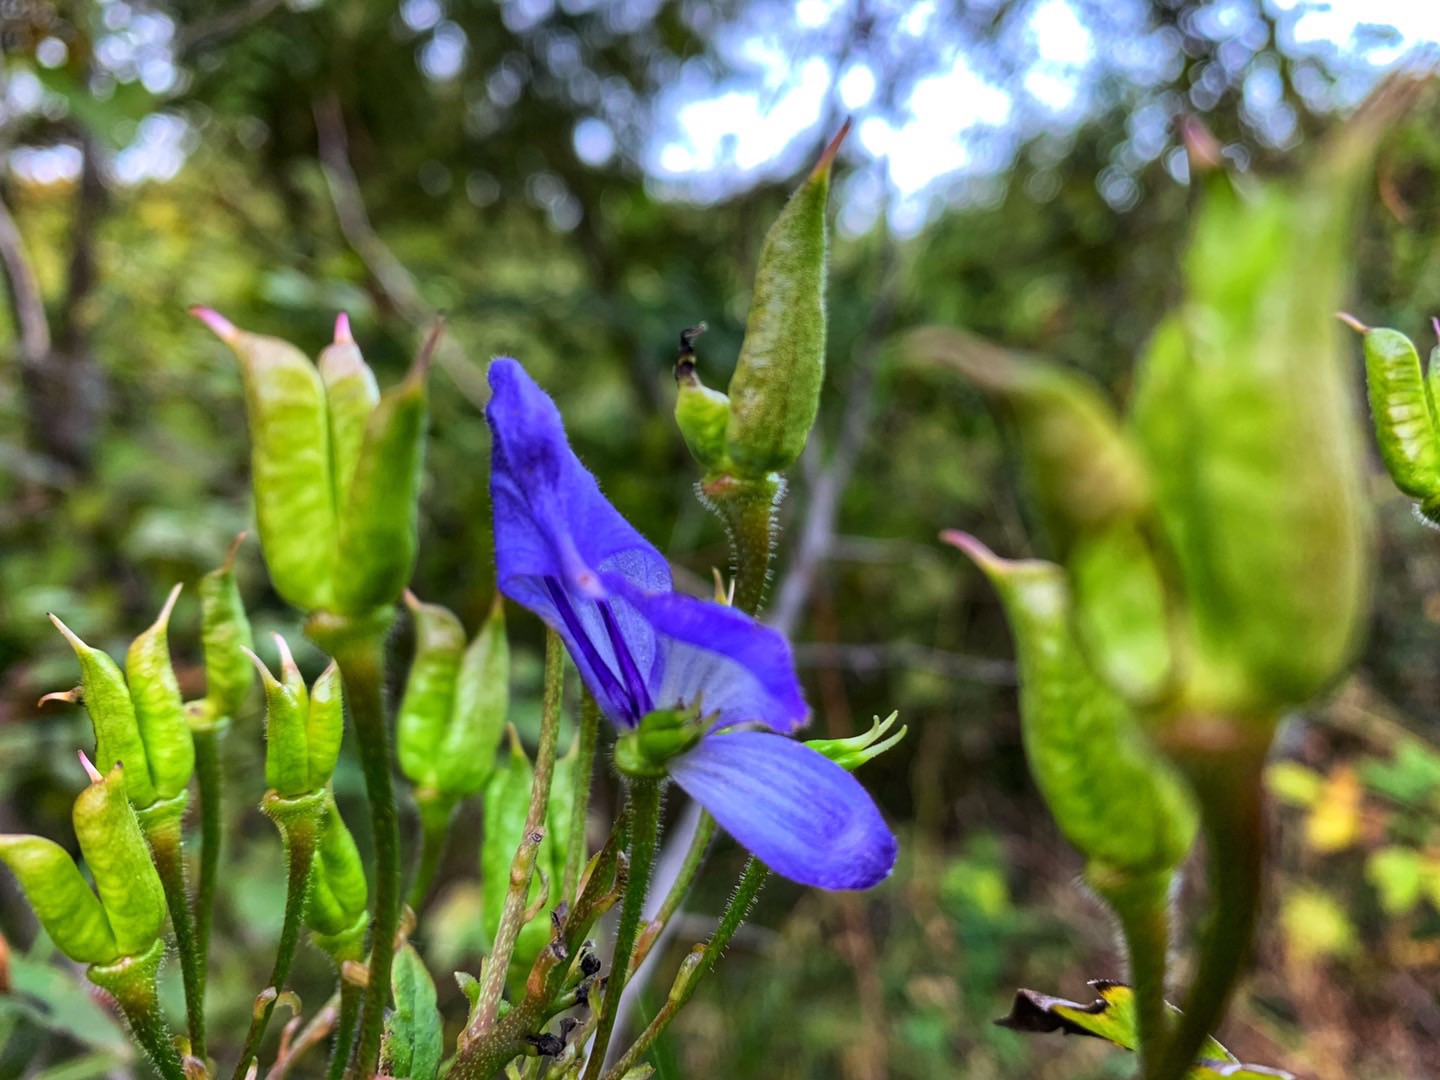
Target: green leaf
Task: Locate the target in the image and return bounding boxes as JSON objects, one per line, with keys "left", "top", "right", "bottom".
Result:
{"left": 0, "top": 949, "right": 130, "bottom": 1057}
{"left": 995, "top": 981, "right": 1293, "bottom": 1079}
{"left": 380, "top": 944, "right": 443, "bottom": 1080}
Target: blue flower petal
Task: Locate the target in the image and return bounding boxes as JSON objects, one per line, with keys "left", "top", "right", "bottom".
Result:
{"left": 604, "top": 576, "right": 808, "bottom": 734}
{"left": 487, "top": 358, "right": 670, "bottom": 724}
{"left": 667, "top": 731, "right": 897, "bottom": 890}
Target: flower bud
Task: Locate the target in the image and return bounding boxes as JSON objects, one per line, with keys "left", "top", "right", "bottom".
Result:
{"left": 199, "top": 534, "right": 256, "bottom": 722}
{"left": 124, "top": 585, "right": 194, "bottom": 802}
{"left": 724, "top": 124, "right": 847, "bottom": 477}
{"left": 73, "top": 759, "right": 169, "bottom": 958}
{"left": 948, "top": 533, "right": 1197, "bottom": 874}
{"left": 0, "top": 834, "right": 119, "bottom": 964}
{"left": 193, "top": 308, "right": 338, "bottom": 612}
{"left": 331, "top": 330, "right": 434, "bottom": 616}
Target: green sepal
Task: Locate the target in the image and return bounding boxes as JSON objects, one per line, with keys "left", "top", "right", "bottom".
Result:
{"left": 74, "top": 763, "right": 168, "bottom": 958}
{"left": 318, "top": 313, "right": 381, "bottom": 516}
{"left": 196, "top": 310, "right": 338, "bottom": 612}
{"left": 49, "top": 615, "right": 156, "bottom": 808}
{"left": 379, "top": 943, "right": 443, "bottom": 1080}
{"left": 615, "top": 706, "right": 705, "bottom": 778}
{"left": 332, "top": 338, "right": 432, "bottom": 615}
{"left": 806, "top": 711, "right": 907, "bottom": 772}
{"left": 199, "top": 536, "right": 256, "bottom": 722}
{"left": 950, "top": 533, "right": 1196, "bottom": 873}
{"left": 724, "top": 125, "right": 845, "bottom": 476}
{"left": 307, "top": 660, "right": 345, "bottom": 791}
{"left": 0, "top": 835, "right": 120, "bottom": 964}
{"left": 124, "top": 585, "right": 195, "bottom": 802}
{"left": 307, "top": 791, "right": 369, "bottom": 941}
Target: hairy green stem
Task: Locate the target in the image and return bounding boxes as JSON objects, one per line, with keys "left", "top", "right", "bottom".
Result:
{"left": 1089, "top": 865, "right": 1174, "bottom": 1078}
{"left": 88, "top": 942, "right": 186, "bottom": 1080}
{"left": 696, "top": 473, "right": 784, "bottom": 615}
{"left": 138, "top": 794, "right": 205, "bottom": 1059}
{"left": 1153, "top": 727, "right": 1269, "bottom": 1080}
{"left": 233, "top": 797, "right": 322, "bottom": 1080}
{"left": 467, "top": 629, "right": 566, "bottom": 1041}
{"left": 408, "top": 793, "right": 456, "bottom": 913}
{"left": 310, "top": 610, "right": 397, "bottom": 1080}
{"left": 603, "top": 855, "right": 768, "bottom": 1079}
{"left": 193, "top": 718, "right": 228, "bottom": 1040}
{"left": 326, "top": 978, "right": 365, "bottom": 1080}
{"left": 583, "top": 777, "right": 663, "bottom": 1080}
{"left": 562, "top": 692, "right": 601, "bottom": 905}
{"left": 630, "top": 810, "right": 717, "bottom": 975}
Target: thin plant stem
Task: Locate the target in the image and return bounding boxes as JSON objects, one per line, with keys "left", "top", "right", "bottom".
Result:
{"left": 562, "top": 691, "right": 601, "bottom": 904}
{"left": 193, "top": 719, "right": 228, "bottom": 1031}
{"left": 582, "top": 776, "right": 663, "bottom": 1080}
{"left": 602, "top": 856, "right": 767, "bottom": 1080}
{"left": 1089, "top": 866, "right": 1174, "bottom": 1078}
{"left": 323, "top": 623, "right": 398, "bottom": 1079}
{"left": 696, "top": 474, "right": 784, "bottom": 615}
{"left": 232, "top": 801, "right": 322, "bottom": 1080}
{"left": 1152, "top": 730, "right": 1269, "bottom": 1080}
{"left": 269, "top": 991, "right": 340, "bottom": 1080}
{"left": 629, "top": 810, "right": 717, "bottom": 975}
{"left": 138, "top": 795, "right": 205, "bottom": 1059}
{"left": 467, "top": 629, "right": 567, "bottom": 1041}
{"left": 408, "top": 794, "right": 456, "bottom": 913}
{"left": 88, "top": 942, "right": 186, "bottom": 1080}
{"left": 326, "top": 978, "right": 365, "bottom": 1080}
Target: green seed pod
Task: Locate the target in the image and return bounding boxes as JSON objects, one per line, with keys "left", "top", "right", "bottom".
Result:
{"left": 331, "top": 334, "right": 433, "bottom": 615}
{"left": 306, "top": 661, "right": 345, "bottom": 793}
{"left": 199, "top": 534, "right": 256, "bottom": 721}
{"left": 435, "top": 595, "right": 508, "bottom": 798}
{"left": 193, "top": 308, "right": 337, "bottom": 612}
{"left": 724, "top": 124, "right": 846, "bottom": 476}
{"left": 0, "top": 835, "right": 119, "bottom": 964}
{"left": 308, "top": 791, "right": 369, "bottom": 939}
{"left": 49, "top": 615, "right": 156, "bottom": 808}
{"left": 249, "top": 635, "right": 314, "bottom": 798}
{"left": 1350, "top": 322, "right": 1440, "bottom": 517}
{"left": 949, "top": 533, "right": 1197, "bottom": 873}
{"left": 318, "top": 313, "right": 381, "bottom": 513}
{"left": 125, "top": 585, "right": 194, "bottom": 802}
{"left": 73, "top": 760, "right": 168, "bottom": 958}
{"left": 397, "top": 592, "right": 467, "bottom": 792}
{"left": 672, "top": 324, "right": 734, "bottom": 475}
{"left": 1129, "top": 120, "right": 1385, "bottom": 716}
{"left": 910, "top": 327, "right": 1151, "bottom": 556}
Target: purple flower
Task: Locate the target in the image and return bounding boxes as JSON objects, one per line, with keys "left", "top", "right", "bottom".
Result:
{"left": 486, "top": 358, "right": 897, "bottom": 890}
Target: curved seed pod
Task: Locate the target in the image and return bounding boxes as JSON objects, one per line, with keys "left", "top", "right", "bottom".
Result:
{"left": 0, "top": 835, "right": 119, "bottom": 964}
{"left": 318, "top": 313, "right": 380, "bottom": 512}
{"left": 249, "top": 636, "right": 312, "bottom": 798}
{"left": 73, "top": 760, "right": 168, "bottom": 958}
{"left": 125, "top": 585, "right": 194, "bottom": 801}
{"left": 193, "top": 308, "right": 337, "bottom": 612}
{"left": 911, "top": 327, "right": 1151, "bottom": 555}
{"left": 434, "top": 595, "right": 508, "bottom": 798}
{"left": 1130, "top": 130, "right": 1381, "bottom": 715}
{"left": 725, "top": 124, "right": 847, "bottom": 476}
{"left": 1350, "top": 322, "right": 1440, "bottom": 514}
{"left": 306, "top": 661, "right": 345, "bottom": 792}
{"left": 332, "top": 331, "right": 434, "bottom": 615}
{"left": 397, "top": 593, "right": 467, "bottom": 791}
{"left": 199, "top": 535, "right": 256, "bottom": 721}
{"left": 948, "top": 533, "right": 1197, "bottom": 873}
{"left": 49, "top": 615, "right": 156, "bottom": 808}
{"left": 309, "top": 792, "right": 369, "bottom": 938}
